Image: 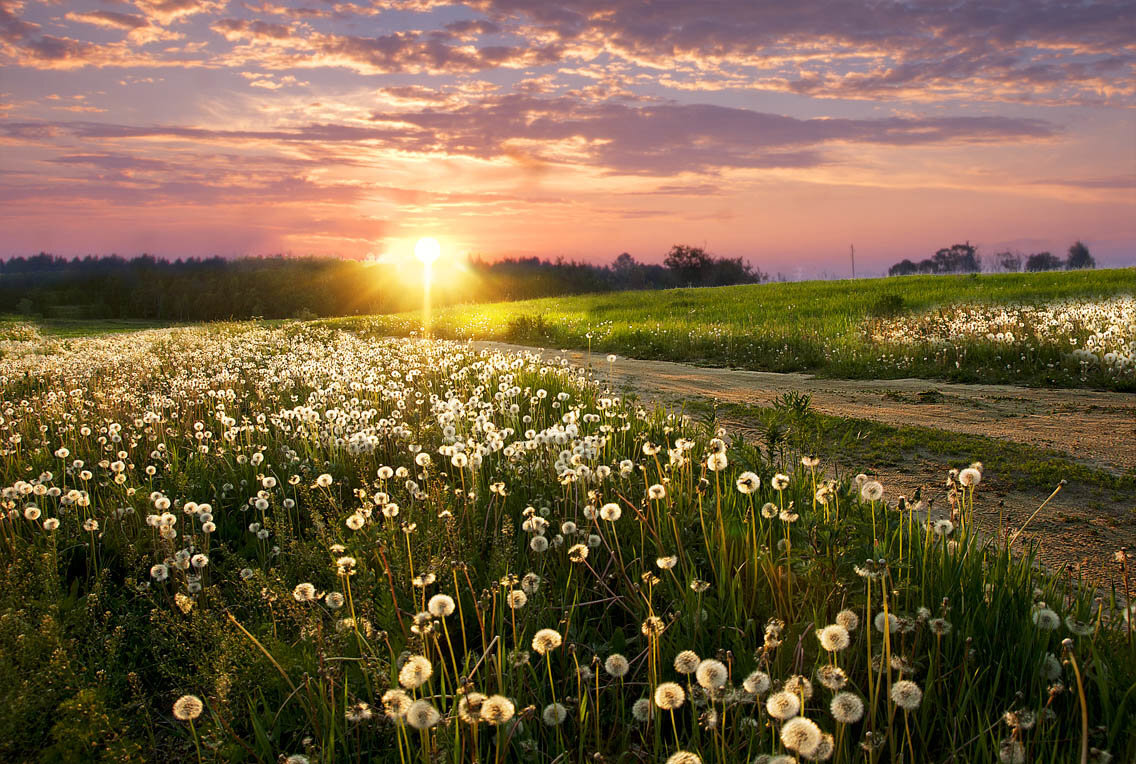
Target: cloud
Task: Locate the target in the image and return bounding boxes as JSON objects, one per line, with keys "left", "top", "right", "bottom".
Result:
{"left": 369, "top": 94, "right": 1059, "bottom": 174}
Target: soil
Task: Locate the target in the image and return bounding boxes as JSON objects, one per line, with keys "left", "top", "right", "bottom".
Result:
{"left": 476, "top": 341, "right": 1136, "bottom": 592}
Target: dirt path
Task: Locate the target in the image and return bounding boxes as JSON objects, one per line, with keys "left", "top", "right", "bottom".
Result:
{"left": 477, "top": 341, "right": 1136, "bottom": 589}
{"left": 477, "top": 341, "right": 1136, "bottom": 473}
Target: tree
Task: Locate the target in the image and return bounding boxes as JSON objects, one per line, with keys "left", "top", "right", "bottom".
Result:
{"left": 1065, "top": 241, "right": 1095, "bottom": 270}
{"left": 929, "top": 242, "right": 981, "bottom": 274}
{"left": 663, "top": 245, "right": 713, "bottom": 285}
{"left": 1025, "top": 252, "right": 1063, "bottom": 272}
{"left": 992, "top": 251, "right": 1023, "bottom": 272}
{"left": 888, "top": 259, "right": 919, "bottom": 277}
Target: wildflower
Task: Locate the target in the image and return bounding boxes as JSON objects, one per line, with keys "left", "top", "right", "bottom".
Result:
{"left": 345, "top": 513, "right": 365, "bottom": 530}
{"left": 874, "top": 611, "right": 899, "bottom": 634}
{"left": 861, "top": 481, "right": 884, "bottom": 502}
{"left": 781, "top": 716, "right": 822, "bottom": 757}
{"left": 325, "top": 591, "right": 345, "bottom": 609}
{"left": 816, "top": 624, "right": 850, "bottom": 652}
{"left": 458, "top": 692, "right": 487, "bottom": 724}
{"left": 315, "top": 473, "right": 333, "bottom": 488}
{"left": 674, "top": 650, "right": 700, "bottom": 674}
{"left": 335, "top": 556, "right": 357, "bottom": 576}
{"left": 346, "top": 702, "right": 372, "bottom": 723}
{"left": 666, "top": 753, "right": 702, "bottom": 764}
{"left": 929, "top": 618, "right": 952, "bottom": 635}
{"left": 648, "top": 484, "right": 666, "bottom": 500}
{"left": 835, "top": 609, "right": 859, "bottom": 631}
{"left": 568, "top": 543, "right": 588, "bottom": 562}
{"left": 521, "top": 572, "right": 541, "bottom": 593}
{"left": 743, "top": 670, "right": 770, "bottom": 695}
{"left": 507, "top": 590, "right": 528, "bottom": 609}
{"left": 771, "top": 473, "right": 790, "bottom": 490}
{"left": 631, "top": 698, "right": 652, "bottom": 721}
{"left": 531, "top": 536, "right": 549, "bottom": 552}
{"left": 542, "top": 702, "right": 567, "bottom": 726}
{"left": 890, "top": 680, "right": 922, "bottom": 711}
{"left": 641, "top": 615, "right": 665, "bottom": 636}
{"left": 736, "top": 471, "right": 760, "bottom": 494}
{"left": 427, "top": 594, "right": 455, "bottom": 618}
{"left": 1031, "top": 606, "right": 1060, "bottom": 631}
{"left": 784, "top": 675, "right": 814, "bottom": 700}
{"left": 695, "top": 659, "right": 728, "bottom": 689}
{"left": 933, "top": 519, "right": 954, "bottom": 536}
{"left": 656, "top": 555, "right": 678, "bottom": 570}
{"left": 599, "top": 502, "right": 622, "bottom": 521}
{"left": 481, "top": 695, "right": 515, "bottom": 725}
{"left": 172, "top": 694, "right": 204, "bottom": 721}
{"left": 23, "top": 506, "right": 40, "bottom": 521}
{"left": 43, "top": 518, "right": 59, "bottom": 531}
{"left": 532, "top": 628, "right": 562, "bottom": 655}
{"left": 405, "top": 700, "right": 440, "bottom": 730}
{"left": 766, "top": 691, "right": 800, "bottom": 720}
{"left": 816, "top": 665, "right": 847, "bottom": 691}
{"left": 1064, "top": 615, "right": 1093, "bottom": 636}
{"left": 83, "top": 518, "right": 99, "bottom": 532}
{"left": 382, "top": 689, "right": 412, "bottom": 721}
{"left": 605, "top": 654, "right": 630, "bottom": 678}
{"left": 761, "top": 502, "right": 778, "bottom": 518}
{"left": 654, "top": 682, "right": 686, "bottom": 710}
{"left": 398, "top": 655, "right": 433, "bottom": 689}
{"left": 706, "top": 452, "right": 728, "bottom": 472}
{"left": 959, "top": 467, "right": 982, "bottom": 487}
{"left": 150, "top": 564, "right": 169, "bottom": 582}
{"left": 830, "top": 692, "right": 864, "bottom": 724}
{"left": 802, "top": 456, "right": 820, "bottom": 468}
{"left": 293, "top": 583, "right": 318, "bottom": 602}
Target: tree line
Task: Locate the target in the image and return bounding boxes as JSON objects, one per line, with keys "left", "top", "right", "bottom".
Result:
{"left": 888, "top": 241, "right": 1095, "bottom": 277}
{"left": 0, "top": 246, "right": 766, "bottom": 322}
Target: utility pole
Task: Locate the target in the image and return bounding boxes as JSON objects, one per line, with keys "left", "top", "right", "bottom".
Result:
{"left": 850, "top": 244, "right": 856, "bottom": 279}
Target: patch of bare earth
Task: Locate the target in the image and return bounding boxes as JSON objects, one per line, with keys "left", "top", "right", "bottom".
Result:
{"left": 476, "top": 341, "right": 1136, "bottom": 590}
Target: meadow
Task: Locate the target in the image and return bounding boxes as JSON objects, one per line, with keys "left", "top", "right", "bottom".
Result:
{"left": 0, "top": 322, "right": 1131, "bottom": 763}
{"left": 337, "top": 269, "right": 1136, "bottom": 391}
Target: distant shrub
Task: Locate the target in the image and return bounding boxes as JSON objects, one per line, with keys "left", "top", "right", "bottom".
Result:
{"left": 506, "top": 313, "right": 553, "bottom": 343}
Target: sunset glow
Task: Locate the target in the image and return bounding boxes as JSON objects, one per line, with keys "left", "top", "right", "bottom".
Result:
{"left": 1, "top": 0, "right": 1133, "bottom": 274}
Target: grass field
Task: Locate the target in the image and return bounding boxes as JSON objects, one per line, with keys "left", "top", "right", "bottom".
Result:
{"left": 335, "top": 269, "right": 1136, "bottom": 391}
{"left": 0, "top": 322, "right": 1132, "bottom": 763}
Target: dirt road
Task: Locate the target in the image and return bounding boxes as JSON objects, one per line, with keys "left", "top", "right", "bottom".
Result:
{"left": 477, "top": 341, "right": 1136, "bottom": 588}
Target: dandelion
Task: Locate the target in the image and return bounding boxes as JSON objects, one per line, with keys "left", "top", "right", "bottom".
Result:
{"left": 929, "top": 618, "right": 952, "bottom": 635}
{"left": 959, "top": 467, "right": 982, "bottom": 487}
{"left": 816, "top": 665, "right": 847, "bottom": 691}
{"left": 861, "top": 481, "right": 884, "bottom": 502}
{"left": 1032, "top": 606, "right": 1060, "bottom": 631}
{"left": 743, "top": 670, "right": 771, "bottom": 695}
{"left": 150, "top": 564, "right": 169, "bottom": 582}
{"left": 43, "top": 518, "right": 59, "bottom": 531}
{"left": 654, "top": 682, "right": 686, "bottom": 710}
{"left": 830, "top": 692, "right": 864, "bottom": 724}
{"left": 766, "top": 691, "right": 800, "bottom": 720}
{"left": 346, "top": 702, "right": 373, "bottom": 723}
{"left": 480, "top": 695, "right": 515, "bottom": 725}
{"left": 427, "top": 593, "right": 455, "bottom": 617}
{"left": 998, "top": 739, "right": 1025, "bottom": 764}
{"left": 604, "top": 654, "right": 630, "bottom": 678}
{"left": 666, "top": 753, "right": 702, "bottom": 764}
{"left": 816, "top": 624, "right": 850, "bottom": 652}
{"left": 674, "top": 650, "right": 700, "bottom": 675}
{"left": 874, "top": 611, "right": 899, "bottom": 634}
{"left": 656, "top": 555, "right": 678, "bottom": 570}
{"left": 1064, "top": 615, "right": 1093, "bottom": 636}
{"left": 933, "top": 519, "right": 954, "bottom": 536}
{"left": 325, "top": 592, "right": 345, "bottom": 610}
{"left": 648, "top": 484, "right": 666, "bottom": 500}
{"left": 315, "top": 473, "right": 333, "bottom": 488}
{"left": 532, "top": 628, "right": 562, "bottom": 655}
{"left": 706, "top": 452, "right": 728, "bottom": 472}
{"left": 695, "top": 658, "right": 728, "bottom": 689}
{"left": 542, "top": 702, "right": 567, "bottom": 726}
{"left": 507, "top": 590, "right": 528, "bottom": 609}
{"left": 632, "top": 698, "right": 652, "bottom": 721}
{"left": 771, "top": 473, "right": 790, "bottom": 490}
{"left": 83, "top": 518, "right": 99, "bottom": 532}
{"left": 398, "top": 655, "right": 433, "bottom": 689}
{"left": 781, "top": 716, "right": 823, "bottom": 756}
{"left": 23, "top": 506, "right": 40, "bottom": 521}
{"left": 835, "top": 609, "right": 859, "bottom": 631}
{"left": 736, "top": 471, "right": 760, "bottom": 494}
{"left": 345, "top": 513, "right": 365, "bottom": 530}
{"left": 173, "top": 694, "right": 204, "bottom": 721}
{"left": 599, "top": 502, "right": 622, "bottom": 521}
{"left": 891, "top": 680, "right": 923, "bottom": 711}
{"left": 405, "top": 700, "right": 440, "bottom": 730}
{"left": 568, "top": 543, "right": 588, "bottom": 562}
{"left": 382, "top": 689, "right": 412, "bottom": 721}
{"left": 531, "top": 536, "right": 549, "bottom": 552}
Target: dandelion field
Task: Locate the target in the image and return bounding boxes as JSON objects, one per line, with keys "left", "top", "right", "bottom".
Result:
{"left": 339, "top": 269, "right": 1136, "bottom": 391}
{"left": 1, "top": 324, "right": 1133, "bottom": 763}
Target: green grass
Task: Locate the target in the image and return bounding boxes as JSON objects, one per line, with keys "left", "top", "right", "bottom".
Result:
{"left": 329, "top": 269, "right": 1136, "bottom": 390}
{"left": 0, "top": 315, "right": 175, "bottom": 338}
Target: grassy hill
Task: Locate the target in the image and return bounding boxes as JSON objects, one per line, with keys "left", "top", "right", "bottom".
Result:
{"left": 330, "top": 268, "right": 1136, "bottom": 390}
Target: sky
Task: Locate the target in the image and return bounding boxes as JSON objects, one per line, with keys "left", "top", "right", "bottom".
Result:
{"left": 1, "top": 0, "right": 1134, "bottom": 276}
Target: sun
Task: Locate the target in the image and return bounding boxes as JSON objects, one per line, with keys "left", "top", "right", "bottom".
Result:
{"left": 414, "top": 237, "right": 441, "bottom": 265}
